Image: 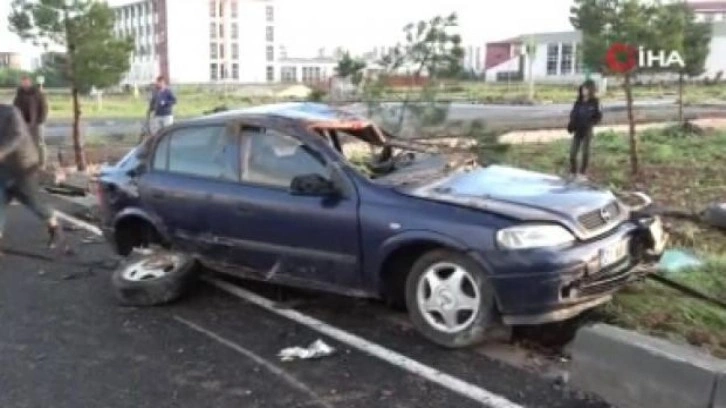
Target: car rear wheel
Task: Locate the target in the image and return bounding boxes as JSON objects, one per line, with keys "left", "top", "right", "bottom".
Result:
{"left": 111, "top": 247, "right": 197, "bottom": 306}
{"left": 405, "top": 249, "right": 496, "bottom": 348}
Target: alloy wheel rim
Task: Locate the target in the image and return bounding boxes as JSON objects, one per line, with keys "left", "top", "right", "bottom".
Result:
{"left": 121, "top": 253, "right": 180, "bottom": 281}
{"left": 416, "top": 262, "right": 480, "bottom": 334}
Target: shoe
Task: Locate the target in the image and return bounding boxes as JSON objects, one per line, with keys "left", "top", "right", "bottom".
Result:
{"left": 47, "top": 224, "right": 59, "bottom": 249}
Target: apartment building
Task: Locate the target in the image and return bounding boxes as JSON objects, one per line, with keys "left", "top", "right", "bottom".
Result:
{"left": 112, "top": 0, "right": 276, "bottom": 85}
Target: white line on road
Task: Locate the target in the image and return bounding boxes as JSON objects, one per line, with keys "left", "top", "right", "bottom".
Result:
{"left": 64, "top": 207, "right": 522, "bottom": 408}
{"left": 204, "top": 276, "right": 523, "bottom": 408}
{"left": 55, "top": 210, "right": 103, "bottom": 236}
{"left": 174, "top": 315, "right": 334, "bottom": 408}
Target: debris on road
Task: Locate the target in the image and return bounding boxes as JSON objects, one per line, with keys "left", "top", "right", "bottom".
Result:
{"left": 658, "top": 249, "right": 703, "bottom": 274}
{"left": 278, "top": 339, "right": 336, "bottom": 362}
{"left": 703, "top": 202, "right": 726, "bottom": 230}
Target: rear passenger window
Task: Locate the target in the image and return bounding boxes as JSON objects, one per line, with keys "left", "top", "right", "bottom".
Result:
{"left": 155, "top": 126, "right": 240, "bottom": 181}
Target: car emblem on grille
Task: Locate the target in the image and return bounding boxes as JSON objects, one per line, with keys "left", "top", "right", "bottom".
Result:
{"left": 600, "top": 207, "right": 612, "bottom": 222}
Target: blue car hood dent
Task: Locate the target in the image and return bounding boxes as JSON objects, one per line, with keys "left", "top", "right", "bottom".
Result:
{"left": 435, "top": 165, "right": 614, "bottom": 214}
{"left": 405, "top": 165, "right": 624, "bottom": 239}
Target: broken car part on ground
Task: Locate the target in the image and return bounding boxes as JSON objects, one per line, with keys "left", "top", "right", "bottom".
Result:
{"left": 100, "top": 102, "right": 668, "bottom": 348}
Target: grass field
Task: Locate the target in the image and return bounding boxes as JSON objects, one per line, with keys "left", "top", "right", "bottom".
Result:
{"left": 1, "top": 81, "right": 725, "bottom": 120}
{"left": 498, "top": 128, "right": 726, "bottom": 356}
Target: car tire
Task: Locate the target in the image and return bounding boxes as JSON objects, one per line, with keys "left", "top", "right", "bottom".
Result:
{"left": 405, "top": 249, "right": 497, "bottom": 348}
{"left": 111, "top": 247, "right": 198, "bottom": 307}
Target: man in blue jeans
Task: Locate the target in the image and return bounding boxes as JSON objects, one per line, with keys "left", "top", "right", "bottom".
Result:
{"left": 0, "top": 104, "right": 62, "bottom": 254}
{"left": 147, "top": 76, "right": 177, "bottom": 134}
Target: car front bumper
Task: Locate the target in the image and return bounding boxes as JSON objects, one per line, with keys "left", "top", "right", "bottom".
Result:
{"left": 474, "top": 216, "right": 667, "bottom": 325}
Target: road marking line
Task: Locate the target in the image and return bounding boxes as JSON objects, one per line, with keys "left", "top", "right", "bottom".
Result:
{"left": 55, "top": 210, "right": 103, "bottom": 236}
{"left": 173, "top": 315, "right": 333, "bottom": 408}
{"left": 69, "top": 206, "right": 522, "bottom": 407}
{"left": 204, "top": 276, "right": 523, "bottom": 408}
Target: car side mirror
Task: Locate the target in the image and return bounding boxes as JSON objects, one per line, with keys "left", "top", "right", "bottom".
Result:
{"left": 290, "top": 173, "right": 339, "bottom": 196}
{"left": 126, "top": 163, "right": 144, "bottom": 178}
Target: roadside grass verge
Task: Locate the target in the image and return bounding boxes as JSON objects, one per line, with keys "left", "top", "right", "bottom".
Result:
{"left": 496, "top": 127, "right": 726, "bottom": 355}
{"left": 2, "top": 81, "right": 724, "bottom": 120}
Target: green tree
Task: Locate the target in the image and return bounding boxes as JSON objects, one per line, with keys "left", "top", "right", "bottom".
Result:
{"left": 0, "top": 67, "right": 31, "bottom": 87}
{"left": 10, "top": 0, "right": 133, "bottom": 171}
{"left": 369, "top": 13, "right": 464, "bottom": 136}
{"left": 667, "top": 2, "right": 711, "bottom": 124}
{"left": 522, "top": 37, "right": 537, "bottom": 102}
{"left": 571, "top": 0, "right": 685, "bottom": 174}
{"left": 335, "top": 51, "right": 367, "bottom": 86}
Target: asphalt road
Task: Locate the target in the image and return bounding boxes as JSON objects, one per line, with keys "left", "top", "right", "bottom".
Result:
{"left": 0, "top": 194, "right": 610, "bottom": 408}
{"left": 44, "top": 100, "right": 725, "bottom": 144}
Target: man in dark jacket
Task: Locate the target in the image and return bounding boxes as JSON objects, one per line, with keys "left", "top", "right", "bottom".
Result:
{"left": 147, "top": 76, "right": 177, "bottom": 134}
{"left": 13, "top": 76, "right": 49, "bottom": 170}
{"left": 0, "top": 104, "right": 61, "bottom": 253}
{"left": 567, "top": 80, "right": 602, "bottom": 179}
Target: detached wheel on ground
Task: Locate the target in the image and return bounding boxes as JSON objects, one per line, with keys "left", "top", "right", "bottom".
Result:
{"left": 111, "top": 247, "right": 197, "bottom": 306}
{"left": 405, "top": 249, "right": 497, "bottom": 348}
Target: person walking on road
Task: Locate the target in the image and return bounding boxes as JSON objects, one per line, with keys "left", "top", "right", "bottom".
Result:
{"left": 147, "top": 76, "right": 177, "bottom": 134}
{"left": 567, "top": 80, "right": 602, "bottom": 180}
{"left": 0, "top": 103, "right": 63, "bottom": 254}
{"left": 13, "top": 76, "right": 48, "bottom": 170}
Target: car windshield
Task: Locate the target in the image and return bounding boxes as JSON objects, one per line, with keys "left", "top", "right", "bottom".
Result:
{"left": 313, "top": 127, "right": 427, "bottom": 179}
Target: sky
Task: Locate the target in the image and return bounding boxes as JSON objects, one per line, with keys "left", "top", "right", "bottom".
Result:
{"left": 3, "top": 0, "right": 576, "bottom": 58}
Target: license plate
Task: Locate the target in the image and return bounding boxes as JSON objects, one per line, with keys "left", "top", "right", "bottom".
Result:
{"left": 600, "top": 239, "right": 629, "bottom": 267}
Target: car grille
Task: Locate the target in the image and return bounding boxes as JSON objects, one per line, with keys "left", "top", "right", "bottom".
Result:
{"left": 578, "top": 201, "right": 621, "bottom": 231}
{"left": 578, "top": 259, "right": 632, "bottom": 297}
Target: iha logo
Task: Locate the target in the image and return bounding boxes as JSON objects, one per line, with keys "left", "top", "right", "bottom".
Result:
{"left": 605, "top": 43, "right": 685, "bottom": 73}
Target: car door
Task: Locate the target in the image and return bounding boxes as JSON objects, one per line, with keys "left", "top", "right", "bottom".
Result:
{"left": 138, "top": 124, "right": 241, "bottom": 253}
{"left": 206, "top": 125, "right": 363, "bottom": 292}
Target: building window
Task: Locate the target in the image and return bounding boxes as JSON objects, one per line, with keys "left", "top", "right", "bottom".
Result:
{"left": 560, "top": 43, "right": 573, "bottom": 75}
{"left": 210, "top": 22, "right": 216, "bottom": 39}
{"left": 266, "top": 5, "right": 274, "bottom": 22}
{"left": 210, "top": 0, "right": 216, "bottom": 17}
{"left": 219, "top": 23, "right": 224, "bottom": 38}
{"left": 281, "top": 66, "right": 297, "bottom": 83}
{"left": 266, "top": 45, "right": 274, "bottom": 62}
{"left": 231, "top": 23, "right": 238, "bottom": 39}
{"left": 232, "top": 43, "right": 239, "bottom": 59}
{"left": 210, "top": 42, "right": 218, "bottom": 59}
{"left": 266, "top": 66, "right": 274, "bottom": 82}
{"left": 210, "top": 63, "right": 218, "bottom": 80}
{"left": 219, "top": 1, "right": 224, "bottom": 17}
{"left": 221, "top": 64, "right": 227, "bottom": 79}
{"left": 266, "top": 26, "right": 274, "bottom": 42}
{"left": 546, "top": 43, "right": 559, "bottom": 76}
{"left": 232, "top": 63, "right": 239, "bottom": 79}
{"left": 219, "top": 44, "right": 225, "bottom": 59}
{"left": 231, "top": 1, "right": 238, "bottom": 18}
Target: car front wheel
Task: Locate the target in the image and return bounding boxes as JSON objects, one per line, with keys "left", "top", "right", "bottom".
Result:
{"left": 405, "top": 249, "right": 497, "bottom": 348}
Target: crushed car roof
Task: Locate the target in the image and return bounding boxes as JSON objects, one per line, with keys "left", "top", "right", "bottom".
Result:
{"left": 193, "top": 102, "right": 386, "bottom": 145}
{"left": 199, "top": 102, "right": 367, "bottom": 125}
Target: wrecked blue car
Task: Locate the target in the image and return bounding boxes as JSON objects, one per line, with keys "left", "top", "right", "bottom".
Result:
{"left": 98, "top": 103, "right": 667, "bottom": 348}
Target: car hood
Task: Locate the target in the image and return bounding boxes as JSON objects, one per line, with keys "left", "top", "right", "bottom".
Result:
{"left": 404, "top": 165, "right": 628, "bottom": 240}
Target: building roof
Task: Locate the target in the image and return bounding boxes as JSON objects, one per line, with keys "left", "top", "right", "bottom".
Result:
{"left": 688, "top": 1, "right": 726, "bottom": 12}
{"left": 278, "top": 57, "right": 338, "bottom": 64}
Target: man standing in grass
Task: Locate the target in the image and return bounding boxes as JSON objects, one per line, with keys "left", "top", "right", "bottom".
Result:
{"left": 147, "top": 76, "right": 177, "bottom": 134}
{"left": 13, "top": 76, "right": 48, "bottom": 170}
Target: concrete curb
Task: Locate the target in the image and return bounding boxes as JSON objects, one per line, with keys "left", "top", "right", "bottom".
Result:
{"left": 571, "top": 324, "right": 726, "bottom": 408}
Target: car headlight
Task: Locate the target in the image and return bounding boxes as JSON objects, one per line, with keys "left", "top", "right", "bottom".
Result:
{"left": 496, "top": 224, "right": 575, "bottom": 249}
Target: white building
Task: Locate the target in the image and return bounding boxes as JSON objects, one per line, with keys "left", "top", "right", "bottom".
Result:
{"left": 485, "top": 22, "right": 726, "bottom": 83}
{"left": 112, "top": 0, "right": 277, "bottom": 85}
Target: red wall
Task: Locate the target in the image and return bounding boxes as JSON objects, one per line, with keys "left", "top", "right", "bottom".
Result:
{"left": 485, "top": 43, "right": 514, "bottom": 70}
